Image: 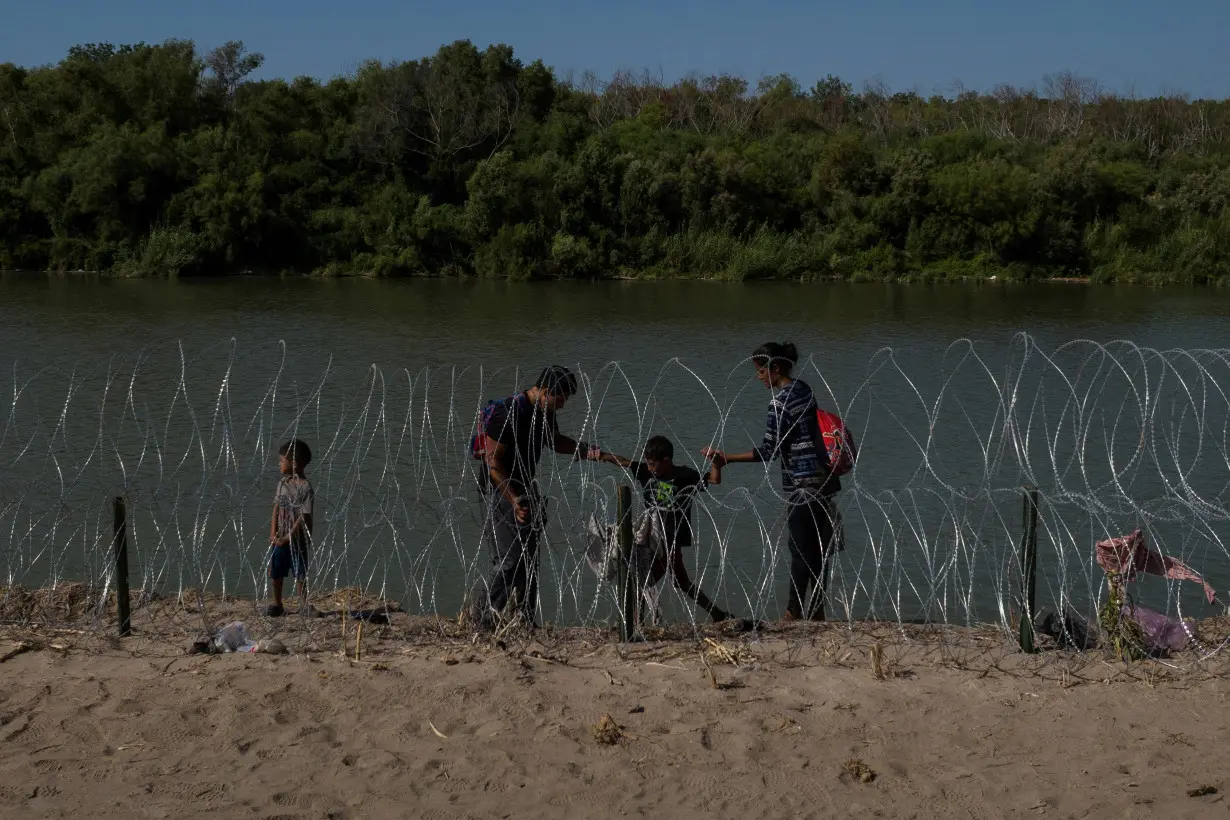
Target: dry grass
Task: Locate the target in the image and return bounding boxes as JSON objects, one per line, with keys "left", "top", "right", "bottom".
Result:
{"left": 0, "top": 582, "right": 98, "bottom": 623}
{"left": 3, "top": 585, "right": 1230, "bottom": 685}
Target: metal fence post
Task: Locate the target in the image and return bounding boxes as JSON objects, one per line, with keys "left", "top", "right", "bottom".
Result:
{"left": 1019, "top": 485, "right": 1039, "bottom": 653}
{"left": 114, "top": 496, "right": 131, "bottom": 637}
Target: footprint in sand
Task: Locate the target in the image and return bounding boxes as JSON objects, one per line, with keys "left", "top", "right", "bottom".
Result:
{"left": 268, "top": 788, "right": 347, "bottom": 816}
{"left": 0, "top": 713, "right": 33, "bottom": 742}
{"left": 678, "top": 772, "right": 745, "bottom": 801}
{"left": 271, "top": 791, "right": 310, "bottom": 808}
{"left": 146, "top": 779, "right": 212, "bottom": 798}
{"left": 31, "top": 758, "right": 69, "bottom": 775}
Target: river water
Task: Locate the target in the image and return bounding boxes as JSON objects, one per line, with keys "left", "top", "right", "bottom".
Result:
{"left": 3, "top": 276, "right": 1230, "bottom": 627}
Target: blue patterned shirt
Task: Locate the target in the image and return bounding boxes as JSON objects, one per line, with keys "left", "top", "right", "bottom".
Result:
{"left": 752, "top": 379, "right": 836, "bottom": 494}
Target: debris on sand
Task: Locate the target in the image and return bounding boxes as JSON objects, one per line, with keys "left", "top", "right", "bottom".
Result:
{"left": 591, "top": 714, "right": 623, "bottom": 745}
{"left": 842, "top": 758, "right": 876, "bottom": 783}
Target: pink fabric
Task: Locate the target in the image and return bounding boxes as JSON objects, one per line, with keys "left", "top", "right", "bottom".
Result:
{"left": 1095, "top": 529, "right": 1216, "bottom": 604}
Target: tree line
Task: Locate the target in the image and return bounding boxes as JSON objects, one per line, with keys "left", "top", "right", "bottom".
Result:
{"left": 1, "top": 39, "right": 1228, "bottom": 282}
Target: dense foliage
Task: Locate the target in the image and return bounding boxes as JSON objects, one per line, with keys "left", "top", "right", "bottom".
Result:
{"left": 2, "top": 39, "right": 1228, "bottom": 281}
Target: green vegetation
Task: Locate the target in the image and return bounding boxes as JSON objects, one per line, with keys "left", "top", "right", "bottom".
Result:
{"left": 1098, "top": 577, "right": 1147, "bottom": 661}
{"left": 2, "top": 39, "right": 1228, "bottom": 281}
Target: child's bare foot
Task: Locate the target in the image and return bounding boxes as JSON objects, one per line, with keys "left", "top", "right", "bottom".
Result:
{"left": 781, "top": 610, "right": 800, "bottom": 622}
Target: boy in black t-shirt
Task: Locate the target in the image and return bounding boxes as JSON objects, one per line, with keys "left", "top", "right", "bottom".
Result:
{"left": 598, "top": 435, "right": 734, "bottom": 623}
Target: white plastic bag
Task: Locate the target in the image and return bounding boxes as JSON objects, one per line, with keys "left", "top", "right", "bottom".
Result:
{"left": 213, "top": 621, "right": 255, "bottom": 652}
{"left": 584, "top": 509, "right": 666, "bottom": 624}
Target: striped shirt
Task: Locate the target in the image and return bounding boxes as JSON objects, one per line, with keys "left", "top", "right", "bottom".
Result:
{"left": 751, "top": 378, "right": 837, "bottom": 494}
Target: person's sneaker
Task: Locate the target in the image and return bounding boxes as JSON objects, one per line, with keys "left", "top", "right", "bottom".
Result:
{"left": 265, "top": 603, "right": 285, "bottom": 617}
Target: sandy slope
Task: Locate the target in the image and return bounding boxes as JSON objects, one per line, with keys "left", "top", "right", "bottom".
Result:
{"left": 1, "top": 621, "right": 1227, "bottom": 820}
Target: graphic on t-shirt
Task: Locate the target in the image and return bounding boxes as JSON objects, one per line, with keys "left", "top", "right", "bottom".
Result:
{"left": 632, "top": 463, "right": 705, "bottom": 548}
{"left": 652, "top": 480, "right": 678, "bottom": 507}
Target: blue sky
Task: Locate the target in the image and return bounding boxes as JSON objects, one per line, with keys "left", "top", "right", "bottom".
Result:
{"left": 4, "top": 0, "right": 1228, "bottom": 98}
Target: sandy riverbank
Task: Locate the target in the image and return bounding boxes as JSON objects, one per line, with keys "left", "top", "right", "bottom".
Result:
{"left": 2, "top": 599, "right": 1229, "bottom": 819}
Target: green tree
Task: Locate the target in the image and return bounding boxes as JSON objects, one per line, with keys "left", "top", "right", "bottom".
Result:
{"left": 1, "top": 37, "right": 1228, "bottom": 282}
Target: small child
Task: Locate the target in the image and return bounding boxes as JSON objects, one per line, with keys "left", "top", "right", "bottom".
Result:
{"left": 267, "top": 438, "right": 314, "bottom": 617}
{"left": 598, "top": 435, "right": 738, "bottom": 624}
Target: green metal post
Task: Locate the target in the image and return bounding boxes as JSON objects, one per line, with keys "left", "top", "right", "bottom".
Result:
{"left": 1019, "top": 485, "right": 1039, "bottom": 653}
{"left": 114, "top": 496, "right": 131, "bottom": 637}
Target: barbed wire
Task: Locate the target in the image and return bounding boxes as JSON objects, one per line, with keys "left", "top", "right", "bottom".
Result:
{"left": 2, "top": 333, "right": 1228, "bottom": 665}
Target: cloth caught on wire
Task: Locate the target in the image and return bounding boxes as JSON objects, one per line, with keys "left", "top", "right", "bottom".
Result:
{"left": 1095, "top": 529, "right": 1211, "bottom": 653}
{"left": 585, "top": 508, "right": 668, "bottom": 624}
{"left": 1094, "top": 529, "right": 1216, "bottom": 604}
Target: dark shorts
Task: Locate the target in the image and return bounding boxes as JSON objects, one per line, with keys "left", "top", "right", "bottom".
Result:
{"left": 269, "top": 545, "right": 308, "bottom": 580}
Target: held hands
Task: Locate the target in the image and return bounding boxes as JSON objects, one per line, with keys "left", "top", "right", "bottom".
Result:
{"left": 270, "top": 534, "right": 290, "bottom": 547}
{"left": 513, "top": 496, "right": 531, "bottom": 524}
{"left": 701, "top": 446, "right": 728, "bottom": 468}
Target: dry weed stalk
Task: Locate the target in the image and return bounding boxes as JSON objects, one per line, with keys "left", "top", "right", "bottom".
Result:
{"left": 0, "top": 640, "right": 36, "bottom": 663}
{"left": 870, "top": 642, "right": 887, "bottom": 680}
{"left": 703, "top": 637, "right": 739, "bottom": 665}
{"left": 340, "top": 601, "right": 348, "bottom": 655}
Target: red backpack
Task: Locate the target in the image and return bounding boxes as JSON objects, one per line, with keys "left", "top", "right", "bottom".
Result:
{"left": 816, "top": 409, "right": 857, "bottom": 478}
{"left": 469, "top": 394, "right": 527, "bottom": 461}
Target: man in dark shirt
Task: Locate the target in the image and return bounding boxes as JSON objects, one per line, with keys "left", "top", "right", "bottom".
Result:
{"left": 473, "top": 365, "right": 600, "bottom": 629}
{"left": 598, "top": 435, "right": 736, "bottom": 624}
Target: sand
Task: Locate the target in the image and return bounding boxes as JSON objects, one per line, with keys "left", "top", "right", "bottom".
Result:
{"left": 2, "top": 603, "right": 1229, "bottom": 819}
